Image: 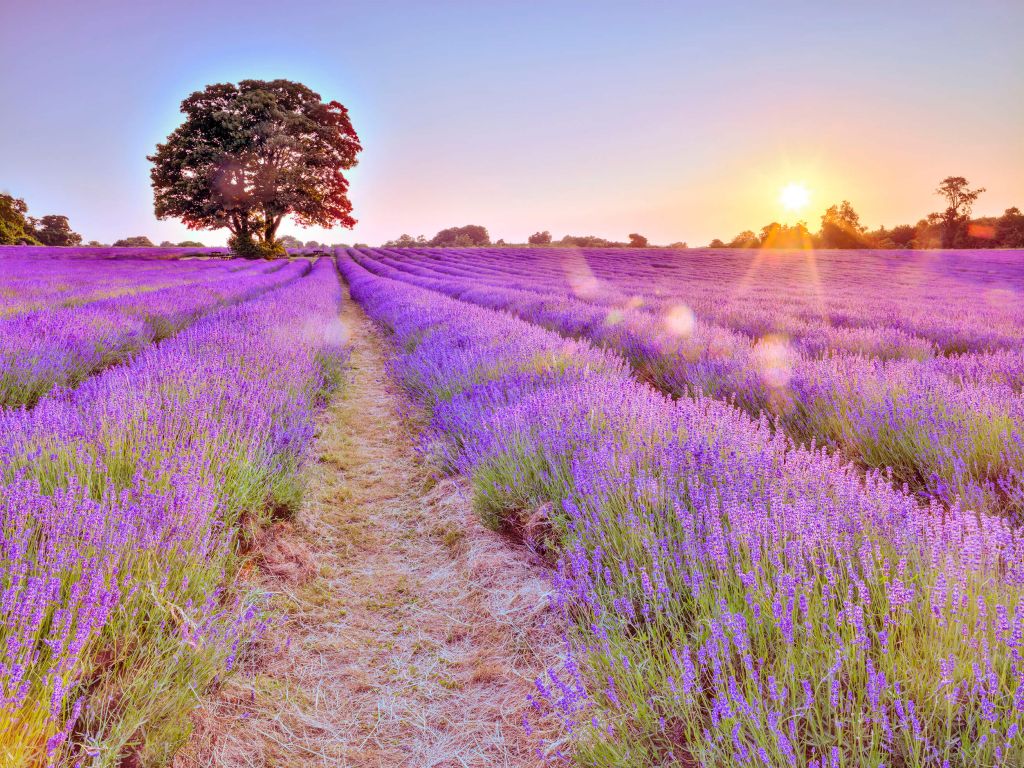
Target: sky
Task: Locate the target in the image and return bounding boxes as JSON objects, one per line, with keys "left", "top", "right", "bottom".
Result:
{"left": 1, "top": 0, "right": 1022, "bottom": 247}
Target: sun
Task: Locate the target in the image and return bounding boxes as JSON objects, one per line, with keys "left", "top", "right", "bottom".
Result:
{"left": 779, "top": 182, "right": 810, "bottom": 212}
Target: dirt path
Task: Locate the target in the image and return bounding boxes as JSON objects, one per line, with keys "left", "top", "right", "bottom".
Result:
{"left": 176, "top": 289, "right": 560, "bottom": 767}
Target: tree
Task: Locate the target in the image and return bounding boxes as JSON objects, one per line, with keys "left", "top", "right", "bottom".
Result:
{"left": 996, "top": 207, "right": 1024, "bottom": 248}
{"left": 149, "top": 79, "right": 362, "bottom": 259}
{"left": 429, "top": 225, "right": 490, "bottom": 247}
{"left": 31, "top": 215, "right": 82, "bottom": 247}
{"left": 882, "top": 224, "right": 916, "bottom": 249}
{"left": 278, "top": 235, "right": 303, "bottom": 249}
{"left": 759, "top": 221, "right": 813, "bottom": 249}
{"left": 667, "top": 241, "right": 688, "bottom": 248}
{"left": 113, "top": 236, "right": 155, "bottom": 247}
{"left": 0, "top": 193, "right": 40, "bottom": 244}
{"left": 820, "top": 201, "right": 871, "bottom": 248}
{"left": 708, "top": 238, "right": 727, "bottom": 248}
{"left": 528, "top": 230, "right": 552, "bottom": 245}
{"left": 934, "top": 176, "right": 985, "bottom": 248}
{"left": 560, "top": 234, "right": 629, "bottom": 247}
{"left": 178, "top": 240, "right": 205, "bottom": 247}
{"left": 628, "top": 233, "right": 649, "bottom": 248}
{"left": 159, "top": 240, "right": 175, "bottom": 247}
{"left": 728, "top": 230, "right": 759, "bottom": 248}
{"left": 86, "top": 240, "right": 106, "bottom": 247}
{"left": 383, "top": 234, "right": 426, "bottom": 247}
{"left": 304, "top": 240, "right": 322, "bottom": 248}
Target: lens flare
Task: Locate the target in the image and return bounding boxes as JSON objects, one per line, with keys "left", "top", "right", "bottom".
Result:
{"left": 754, "top": 333, "right": 794, "bottom": 389}
{"left": 664, "top": 304, "right": 695, "bottom": 337}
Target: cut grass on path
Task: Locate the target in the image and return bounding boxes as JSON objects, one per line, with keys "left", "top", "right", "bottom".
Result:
{"left": 175, "top": 287, "right": 561, "bottom": 768}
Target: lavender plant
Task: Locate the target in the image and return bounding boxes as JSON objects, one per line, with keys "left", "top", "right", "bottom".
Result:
{"left": 351, "top": 247, "right": 1024, "bottom": 522}
{"left": 339, "top": 251, "right": 1024, "bottom": 767}
{"left": 0, "top": 257, "right": 348, "bottom": 765}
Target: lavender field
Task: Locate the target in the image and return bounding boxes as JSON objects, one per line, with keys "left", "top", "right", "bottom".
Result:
{"left": 340, "top": 246, "right": 1024, "bottom": 766}
{"left": 3, "top": 246, "right": 1024, "bottom": 767}
{"left": 1, "top": 251, "right": 348, "bottom": 765}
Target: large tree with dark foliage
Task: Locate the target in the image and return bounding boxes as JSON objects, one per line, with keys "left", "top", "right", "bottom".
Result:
{"left": 149, "top": 80, "right": 362, "bottom": 258}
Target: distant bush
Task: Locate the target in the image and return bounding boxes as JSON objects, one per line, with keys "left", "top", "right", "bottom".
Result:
{"left": 112, "top": 236, "right": 155, "bottom": 247}
{"left": 430, "top": 225, "right": 490, "bottom": 247}
{"left": 383, "top": 234, "right": 427, "bottom": 247}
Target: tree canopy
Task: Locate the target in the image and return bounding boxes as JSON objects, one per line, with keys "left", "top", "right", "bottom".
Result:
{"left": 0, "top": 194, "right": 40, "bottom": 245}
{"left": 1, "top": 194, "right": 84, "bottom": 246}
{"left": 934, "top": 176, "right": 985, "bottom": 248}
{"left": 149, "top": 79, "right": 361, "bottom": 258}
{"left": 32, "top": 215, "right": 81, "bottom": 246}
{"left": 429, "top": 225, "right": 490, "bottom": 247}
{"left": 113, "top": 236, "right": 155, "bottom": 247}
{"left": 820, "top": 201, "right": 871, "bottom": 248}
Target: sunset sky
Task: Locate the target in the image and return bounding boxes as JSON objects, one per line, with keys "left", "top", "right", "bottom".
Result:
{"left": 2, "top": 0, "right": 1022, "bottom": 246}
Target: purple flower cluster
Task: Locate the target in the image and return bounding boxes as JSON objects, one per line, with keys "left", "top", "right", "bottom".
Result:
{"left": 0, "top": 255, "right": 307, "bottom": 408}
{"left": 339, "top": 250, "right": 1024, "bottom": 766}
{"left": 0, "top": 254, "right": 253, "bottom": 319}
{"left": 350, "top": 246, "right": 1024, "bottom": 522}
{"left": 1, "top": 257, "right": 347, "bottom": 763}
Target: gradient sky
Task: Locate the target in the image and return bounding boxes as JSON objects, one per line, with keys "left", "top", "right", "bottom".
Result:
{"left": 2, "top": 0, "right": 1022, "bottom": 246}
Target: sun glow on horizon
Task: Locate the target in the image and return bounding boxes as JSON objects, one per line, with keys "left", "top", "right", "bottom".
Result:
{"left": 779, "top": 182, "right": 811, "bottom": 213}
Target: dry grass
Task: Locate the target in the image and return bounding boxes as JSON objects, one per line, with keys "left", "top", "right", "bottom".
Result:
{"left": 174, "top": 289, "right": 563, "bottom": 767}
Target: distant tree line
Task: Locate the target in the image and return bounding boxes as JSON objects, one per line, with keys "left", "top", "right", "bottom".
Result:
{"left": 0, "top": 193, "right": 83, "bottom": 246}
{"left": 0, "top": 192, "right": 220, "bottom": 249}
{"left": 708, "top": 177, "right": 1024, "bottom": 249}
{"left": 382, "top": 226, "right": 685, "bottom": 249}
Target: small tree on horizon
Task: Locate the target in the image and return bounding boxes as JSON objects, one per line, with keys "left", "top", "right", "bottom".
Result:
{"left": 934, "top": 176, "right": 985, "bottom": 248}
{"left": 429, "top": 225, "right": 490, "bottom": 247}
{"left": 820, "top": 201, "right": 871, "bottom": 248}
{"left": 113, "top": 236, "right": 155, "bottom": 247}
{"left": 728, "top": 230, "right": 759, "bottom": 248}
{"left": 628, "top": 233, "right": 649, "bottom": 248}
{"left": 149, "top": 79, "right": 362, "bottom": 258}
{"left": 996, "top": 207, "right": 1024, "bottom": 248}
{"left": 528, "top": 230, "right": 552, "bottom": 245}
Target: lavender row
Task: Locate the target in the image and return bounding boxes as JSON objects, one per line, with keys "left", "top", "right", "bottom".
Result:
{"left": 0, "top": 260, "right": 305, "bottom": 408}
{"left": 0, "top": 255, "right": 256, "bottom": 318}
{"left": 352, "top": 248, "right": 1024, "bottom": 522}
{"left": 339, "top": 252, "right": 1023, "bottom": 767}
{"left": 376, "top": 247, "right": 1024, "bottom": 356}
{"left": 0, "top": 258, "right": 347, "bottom": 766}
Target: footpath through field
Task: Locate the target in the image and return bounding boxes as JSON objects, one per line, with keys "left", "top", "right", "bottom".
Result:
{"left": 175, "top": 286, "right": 559, "bottom": 767}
